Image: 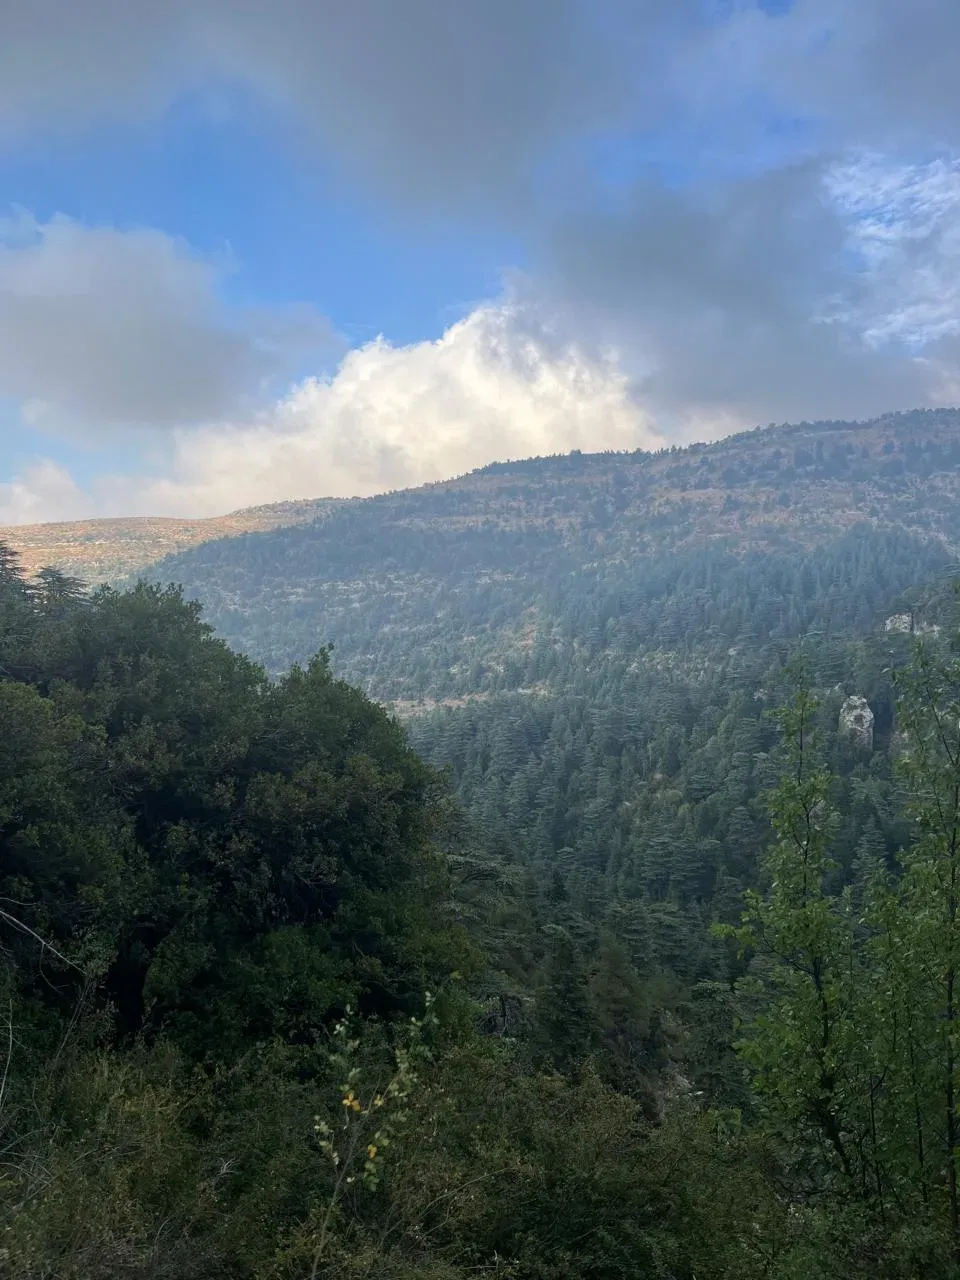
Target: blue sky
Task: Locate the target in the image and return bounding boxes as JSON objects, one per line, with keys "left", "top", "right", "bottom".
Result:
{"left": 1, "top": 0, "right": 959, "bottom": 522}
{"left": 0, "top": 90, "right": 524, "bottom": 339}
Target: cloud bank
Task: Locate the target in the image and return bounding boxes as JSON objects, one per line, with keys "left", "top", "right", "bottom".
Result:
{"left": 0, "top": 0, "right": 627, "bottom": 219}
{"left": 0, "top": 212, "right": 335, "bottom": 434}
{"left": 0, "top": 301, "right": 662, "bottom": 522}
{"left": 4, "top": 2, "right": 960, "bottom": 521}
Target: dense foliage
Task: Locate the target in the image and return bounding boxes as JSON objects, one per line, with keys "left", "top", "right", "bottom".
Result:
{"left": 144, "top": 408, "right": 960, "bottom": 694}
{"left": 0, "top": 558, "right": 475, "bottom": 1275}
{"left": 1, "top": 563, "right": 960, "bottom": 1280}
{"left": 6, "top": 551, "right": 960, "bottom": 1276}
{"left": 9, "top": 412, "right": 960, "bottom": 1275}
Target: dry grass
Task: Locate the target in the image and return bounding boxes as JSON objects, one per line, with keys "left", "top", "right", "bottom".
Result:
{"left": 0, "top": 498, "right": 345, "bottom": 583}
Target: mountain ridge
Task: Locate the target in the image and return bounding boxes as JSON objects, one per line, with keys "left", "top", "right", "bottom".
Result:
{"left": 135, "top": 407, "right": 960, "bottom": 700}
{"left": 6, "top": 407, "right": 958, "bottom": 586}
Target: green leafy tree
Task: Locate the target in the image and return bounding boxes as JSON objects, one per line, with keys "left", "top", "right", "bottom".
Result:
{"left": 891, "top": 635, "right": 960, "bottom": 1268}
{"left": 725, "top": 683, "right": 870, "bottom": 1194}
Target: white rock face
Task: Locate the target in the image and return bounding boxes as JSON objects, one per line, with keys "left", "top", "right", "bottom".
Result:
{"left": 883, "top": 613, "right": 941, "bottom": 637}
{"left": 840, "top": 695, "right": 875, "bottom": 750}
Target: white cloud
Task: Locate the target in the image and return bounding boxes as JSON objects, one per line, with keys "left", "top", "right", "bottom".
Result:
{"left": 5, "top": 3, "right": 960, "bottom": 450}
{"left": 139, "top": 300, "right": 665, "bottom": 513}
{"left": 826, "top": 153, "right": 960, "bottom": 348}
{"left": 0, "top": 458, "right": 91, "bottom": 525}
{"left": 5, "top": 5, "right": 960, "bottom": 519}
{"left": 0, "top": 211, "right": 335, "bottom": 432}
{"left": 6, "top": 144, "right": 960, "bottom": 531}
{"left": 0, "top": 300, "right": 664, "bottom": 522}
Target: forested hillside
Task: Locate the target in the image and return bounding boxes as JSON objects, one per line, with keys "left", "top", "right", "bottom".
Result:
{"left": 8, "top": 539, "right": 960, "bottom": 1274}
{"left": 0, "top": 550, "right": 801, "bottom": 1276}
{"left": 10, "top": 409, "right": 960, "bottom": 1274}
{"left": 9, "top": 401, "right": 960, "bottom": 1269}
{"left": 146, "top": 408, "right": 960, "bottom": 695}
{"left": 144, "top": 408, "right": 960, "bottom": 955}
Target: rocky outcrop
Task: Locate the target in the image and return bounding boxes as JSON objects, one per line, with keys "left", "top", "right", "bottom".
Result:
{"left": 883, "top": 613, "right": 941, "bottom": 636}
{"left": 840, "top": 695, "right": 874, "bottom": 750}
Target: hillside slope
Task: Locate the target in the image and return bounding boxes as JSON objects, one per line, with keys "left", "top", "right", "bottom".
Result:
{"left": 144, "top": 408, "right": 960, "bottom": 697}
{"left": 0, "top": 497, "right": 342, "bottom": 582}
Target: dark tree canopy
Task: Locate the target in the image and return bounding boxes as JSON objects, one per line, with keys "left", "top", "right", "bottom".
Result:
{"left": 0, "top": 559, "right": 466, "bottom": 1064}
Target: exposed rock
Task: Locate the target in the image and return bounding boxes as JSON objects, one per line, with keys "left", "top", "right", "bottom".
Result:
{"left": 477, "top": 993, "right": 528, "bottom": 1038}
{"left": 884, "top": 613, "right": 941, "bottom": 637}
{"left": 840, "top": 695, "right": 874, "bottom": 750}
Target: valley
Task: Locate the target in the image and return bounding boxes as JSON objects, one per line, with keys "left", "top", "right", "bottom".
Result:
{"left": 7, "top": 407, "right": 960, "bottom": 1277}
{"left": 7, "top": 4, "right": 960, "bottom": 1270}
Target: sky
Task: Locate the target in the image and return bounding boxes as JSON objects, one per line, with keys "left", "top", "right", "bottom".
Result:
{"left": 2, "top": 0, "right": 960, "bottom": 522}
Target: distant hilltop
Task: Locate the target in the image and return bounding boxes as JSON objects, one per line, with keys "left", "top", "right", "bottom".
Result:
{"left": 0, "top": 498, "right": 346, "bottom": 583}
{"left": 6, "top": 406, "right": 960, "bottom": 596}
{"left": 129, "top": 406, "right": 960, "bottom": 692}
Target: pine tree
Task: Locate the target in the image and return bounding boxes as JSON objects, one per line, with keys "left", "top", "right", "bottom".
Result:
{"left": 892, "top": 636, "right": 960, "bottom": 1268}
{"left": 32, "top": 565, "right": 88, "bottom": 615}
{"left": 534, "top": 926, "right": 597, "bottom": 1077}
